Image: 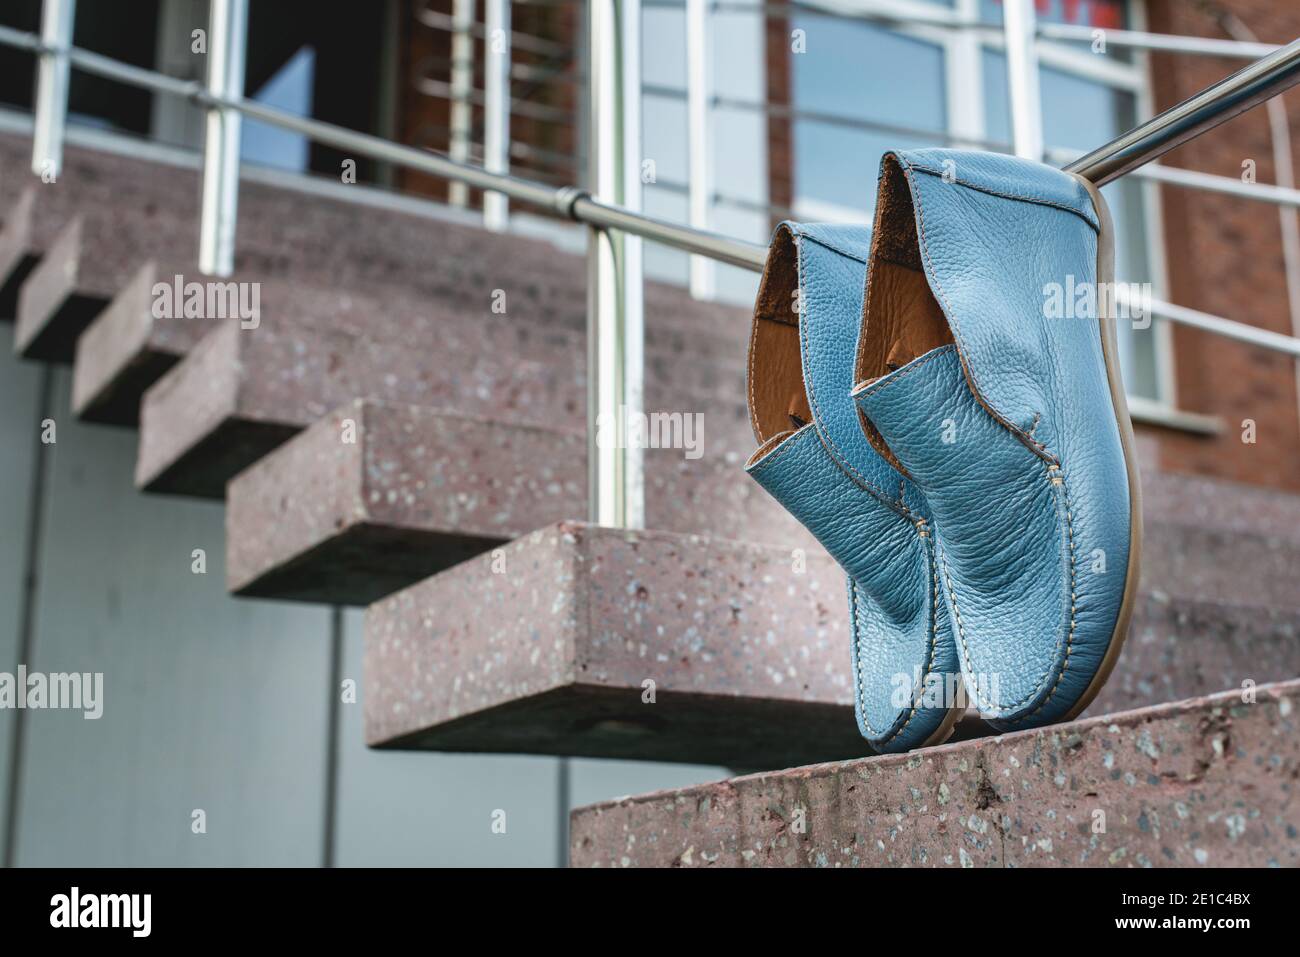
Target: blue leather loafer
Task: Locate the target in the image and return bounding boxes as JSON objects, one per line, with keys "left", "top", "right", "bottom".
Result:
{"left": 852, "top": 149, "right": 1142, "bottom": 732}
{"left": 745, "top": 221, "right": 962, "bottom": 753}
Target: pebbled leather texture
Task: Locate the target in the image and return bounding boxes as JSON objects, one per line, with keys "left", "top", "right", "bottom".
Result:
{"left": 745, "top": 222, "right": 960, "bottom": 753}
{"left": 853, "top": 149, "right": 1135, "bottom": 731}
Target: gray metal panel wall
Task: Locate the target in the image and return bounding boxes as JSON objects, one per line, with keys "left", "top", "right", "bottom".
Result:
{"left": 0, "top": 325, "right": 45, "bottom": 866}
{"left": 9, "top": 368, "right": 332, "bottom": 866}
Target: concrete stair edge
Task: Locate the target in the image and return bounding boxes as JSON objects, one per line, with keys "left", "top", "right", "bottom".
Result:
{"left": 226, "top": 397, "right": 806, "bottom": 605}
{"left": 362, "top": 519, "right": 1300, "bottom": 768}
{"left": 568, "top": 677, "right": 1300, "bottom": 867}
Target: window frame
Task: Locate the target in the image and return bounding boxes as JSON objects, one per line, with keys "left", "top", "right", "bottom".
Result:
{"left": 790, "top": 0, "right": 1180, "bottom": 410}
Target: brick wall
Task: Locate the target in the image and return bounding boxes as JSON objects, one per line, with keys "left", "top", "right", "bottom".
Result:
{"left": 395, "top": 0, "right": 580, "bottom": 209}
{"left": 1144, "top": 0, "right": 1300, "bottom": 492}
{"left": 765, "top": 11, "right": 794, "bottom": 232}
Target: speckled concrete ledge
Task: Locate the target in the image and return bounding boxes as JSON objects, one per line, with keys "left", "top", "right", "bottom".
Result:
{"left": 134, "top": 305, "right": 755, "bottom": 499}
{"left": 1086, "top": 591, "right": 1299, "bottom": 718}
{"left": 1142, "top": 468, "right": 1300, "bottom": 545}
{"left": 363, "top": 519, "right": 1300, "bottom": 767}
{"left": 570, "top": 678, "right": 1300, "bottom": 867}
{"left": 1141, "top": 519, "right": 1300, "bottom": 613}
{"left": 71, "top": 259, "right": 497, "bottom": 426}
{"left": 67, "top": 243, "right": 751, "bottom": 431}
{"left": 135, "top": 311, "right": 587, "bottom": 497}
{"left": 71, "top": 259, "right": 207, "bottom": 424}
{"left": 8, "top": 143, "right": 209, "bottom": 361}
{"left": 1, "top": 135, "right": 193, "bottom": 328}
{"left": 364, "top": 522, "right": 866, "bottom": 768}
{"left": 227, "top": 401, "right": 588, "bottom": 604}
{"left": 227, "top": 399, "right": 812, "bottom": 605}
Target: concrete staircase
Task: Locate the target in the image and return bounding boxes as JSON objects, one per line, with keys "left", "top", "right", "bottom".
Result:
{"left": 3, "top": 130, "right": 1298, "bottom": 864}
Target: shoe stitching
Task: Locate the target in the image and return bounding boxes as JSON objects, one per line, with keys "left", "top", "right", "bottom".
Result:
{"left": 753, "top": 431, "right": 938, "bottom": 744}
{"left": 745, "top": 422, "right": 814, "bottom": 476}
{"left": 746, "top": 308, "right": 765, "bottom": 441}
{"left": 852, "top": 530, "right": 941, "bottom": 746}
{"left": 798, "top": 231, "right": 870, "bottom": 266}
{"left": 796, "top": 242, "right": 911, "bottom": 516}
{"left": 811, "top": 427, "right": 916, "bottom": 519}
{"left": 903, "top": 161, "right": 1100, "bottom": 234}
{"left": 853, "top": 343, "right": 958, "bottom": 400}
{"left": 1007, "top": 468, "right": 1080, "bottom": 724}
{"left": 903, "top": 168, "right": 1060, "bottom": 467}
{"left": 802, "top": 340, "right": 908, "bottom": 511}
{"left": 939, "top": 463, "right": 1075, "bottom": 715}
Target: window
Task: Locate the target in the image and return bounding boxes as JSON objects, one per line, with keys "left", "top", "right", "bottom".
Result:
{"left": 784, "top": 0, "right": 1167, "bottom": 403}
{"left": 0, "top": 0, "right": 392, "bottom": 183}
{"left": 792, "top": 16, "right": 948, "bottom": 221}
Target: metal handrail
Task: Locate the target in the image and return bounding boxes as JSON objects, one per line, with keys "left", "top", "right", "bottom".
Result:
{"left": 1065, "top": 37, "right": 1300, "bottom": 185}
{"left": 657, "top": 1, "right": 1280, "bottom": 60}
{"left": 411, "top": 70, "right": 1300, "bottom": 216}
{"left": 6, "top": 9, "right": 1300, "bottom": 539}
{"left": 8, "top": 21, "right": 1300, "bottom": 215}
{"left": 3, "top": 21, "right": 1299, "bottom": 329}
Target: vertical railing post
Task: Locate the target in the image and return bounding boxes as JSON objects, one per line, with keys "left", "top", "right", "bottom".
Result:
{"left": 946, "top": 0, "right": 986, "bottom": 149}
{"left": 483, "top": 0, "right": 512, "bottom": 232}
{"left": 685, "top": 0, "right": 714, "bottom": 299}
{"left": 198, "top": 0, "right": 248, "bottom": 277}
{"left": 31, "top": 0, "right": 76, "bottom": 181}
{"left": 447, "top": 0, "right": 475, "bottom": 207}
{"left": 1002, "top": 0, "right": 1043, "bottom": 161}
{"left": 587, "top": 0, "right": 645, "bottom": 529}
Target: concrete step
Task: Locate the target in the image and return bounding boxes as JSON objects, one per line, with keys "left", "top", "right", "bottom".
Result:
{"left": 71, "top": 254, "right": 748, "bottom": 429}
{"left": 569, "top": 678, "right": 1300, "bottom": 867}
{"left": 363, "top": 521, "right": 1300, "bottom": 768}
{"left": 0, "top": 131, "right": 749, "bottom": 366}
{"left": 70, "top": 260, "right": 209, "bottom": 425}
{"left": 15, "top": 213, "right": 123, "bottom": 361}
{"left": 228, "top": 393, "right": 1300, "bottom": 610}
{"left": 3, "top": 137, "right": 216, "bottom": 360}
{"left": 1143, "top": 467, "right": 1300, "bottom": 544}
{"left": 133, "top": 315, "right": 566, "bottom": 496}
{"left": 0, "top": 143, "right": 180, "bottom": 327}
{"left": 135, "top": 311, "right": 753, "bottom": 498}
{"left": 227, "top": 399, "right": 807, "bottom": 605}
{"left": 0, "top": 188, "right": 42, "bottom": 321}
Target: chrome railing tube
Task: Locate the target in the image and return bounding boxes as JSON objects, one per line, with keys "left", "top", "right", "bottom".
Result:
{"left": 197, "top": 0, "right": 249, "bottom": 277}
{"left": 586, "top": 0, "right": 646, "bottom": 529}
{"left": 1066, "top": 38, "right": 1300, "bottom": 186}
{"left": 30, "top": 0, "right": 75, "bottom": 180}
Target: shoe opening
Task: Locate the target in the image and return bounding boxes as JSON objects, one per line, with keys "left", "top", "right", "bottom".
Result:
{"left": 858, "top": 156, "right": 955, "bottom": 383}
{"left": 748, "top": 224, "right": 813, "bottom": 457}
{"left": 855, "top": 155, "right": 956, "bottom": 468}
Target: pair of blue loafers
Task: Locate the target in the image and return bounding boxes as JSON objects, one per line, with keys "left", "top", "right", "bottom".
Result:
{"left": 746, "top": 149, "right": 1142, "bottom": 753}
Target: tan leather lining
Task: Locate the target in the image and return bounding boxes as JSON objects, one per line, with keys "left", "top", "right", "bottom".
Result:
{"left": 745, "top": 428, "right": 796, "bottom": 468}
{"left": 855, "top": 156, "right": 955, "bottom": 469}
{"left": 749, "top": 226, "right": 812, "bottom": 444}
